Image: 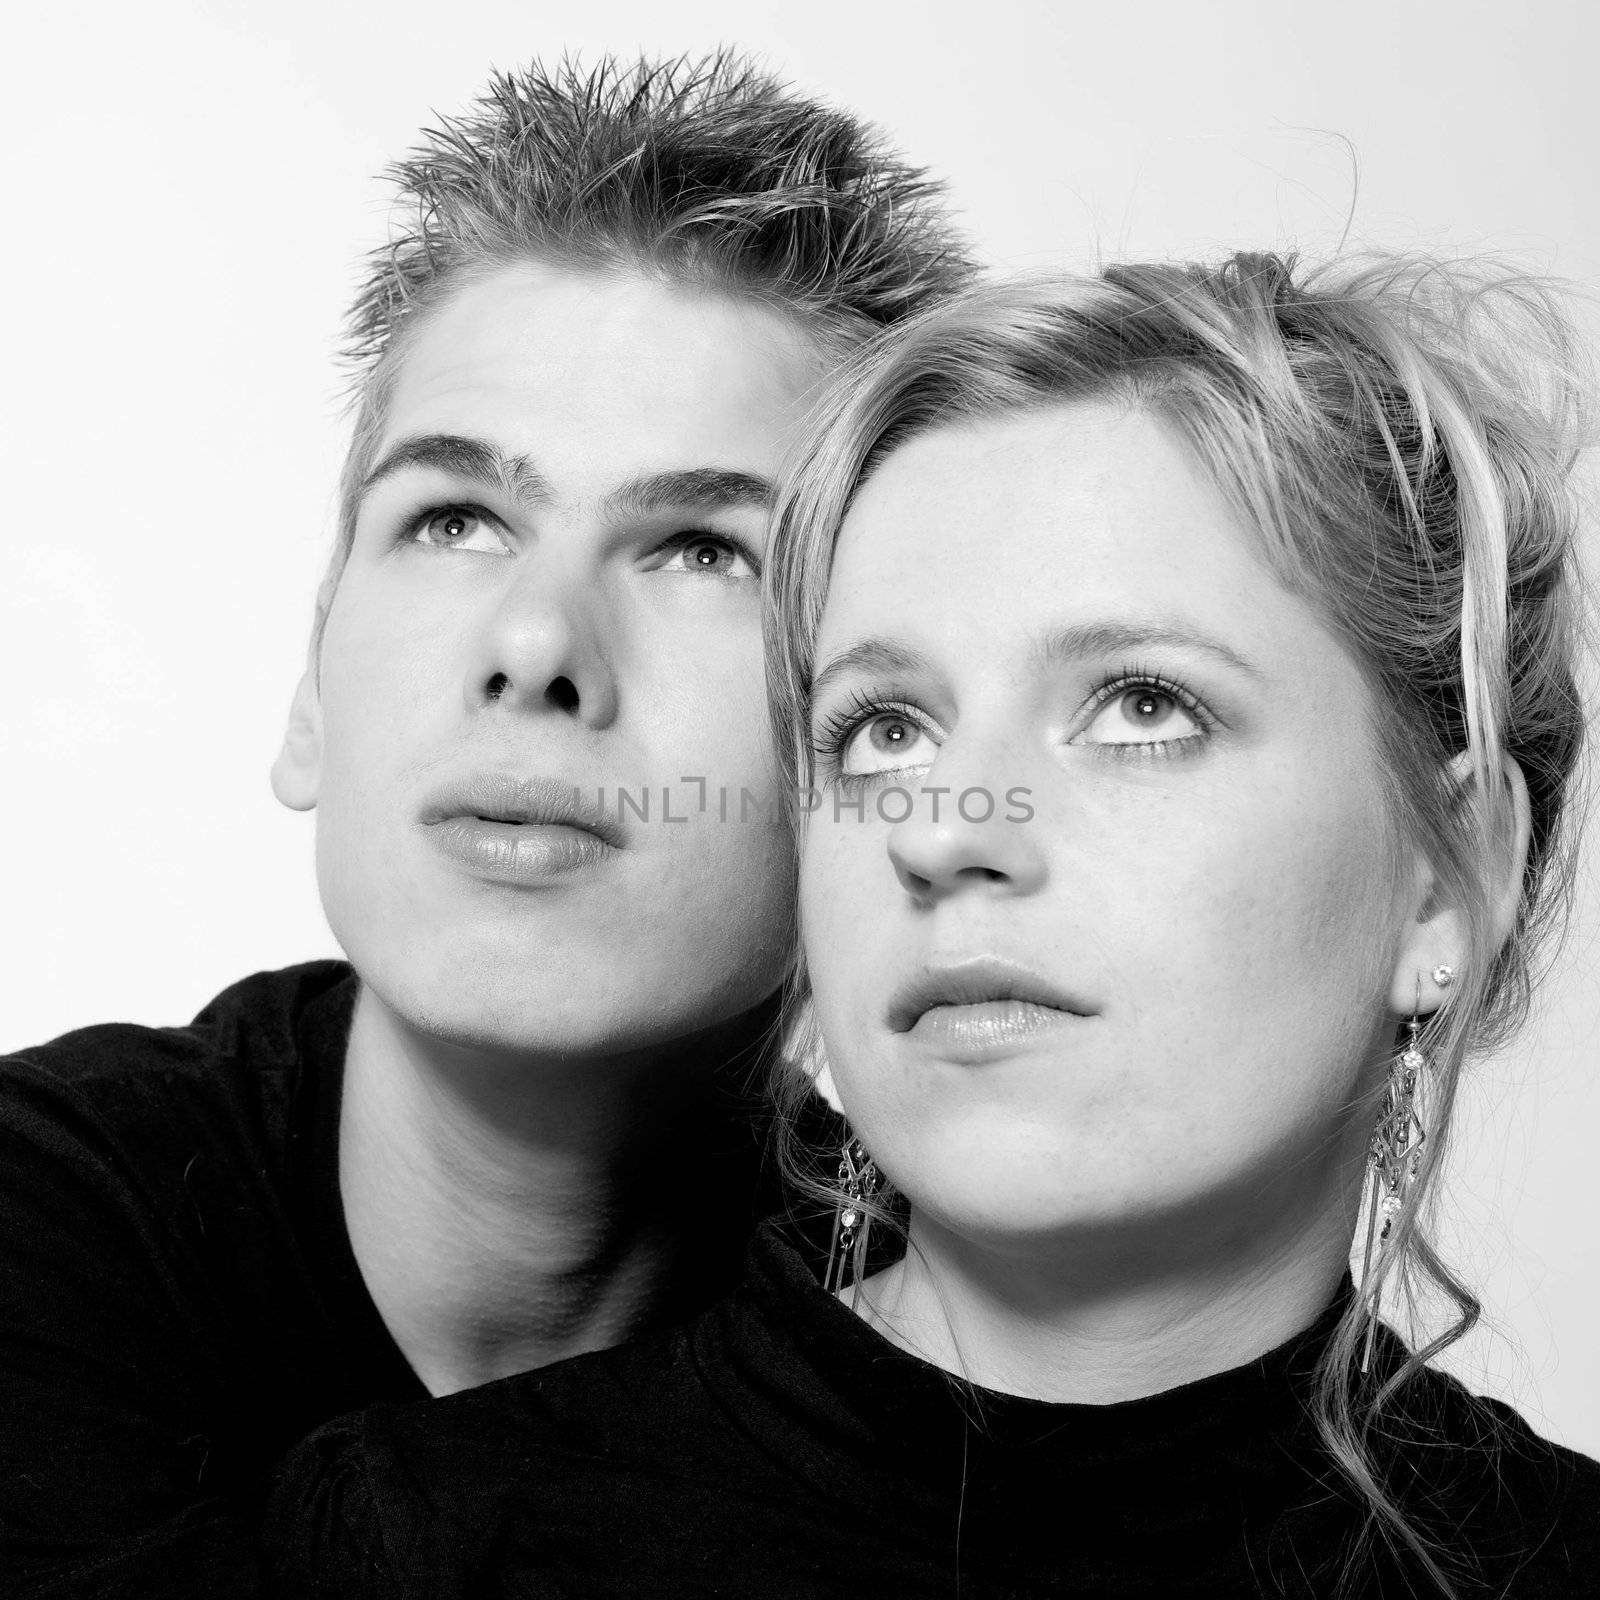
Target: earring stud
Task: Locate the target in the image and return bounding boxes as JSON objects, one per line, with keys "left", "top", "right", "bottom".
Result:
{"left": 1431, "top": 965, "right": 1455, "bottom": 988}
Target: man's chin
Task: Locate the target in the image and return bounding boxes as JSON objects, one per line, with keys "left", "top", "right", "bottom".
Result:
{"left": 354, "top": 959, "right": 778, "bottom": 1070}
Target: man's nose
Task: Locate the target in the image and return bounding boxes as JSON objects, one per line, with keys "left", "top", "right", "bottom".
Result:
{"left": 464, "top": 553, "right": 619, "bottom": 728}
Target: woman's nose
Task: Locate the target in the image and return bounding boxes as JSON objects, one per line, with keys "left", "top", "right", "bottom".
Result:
{"left": 885, "top": 781, "right": 1046, "bottom": 903}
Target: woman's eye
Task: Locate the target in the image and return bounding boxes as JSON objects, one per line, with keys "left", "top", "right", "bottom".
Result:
{"left": 1074, "top": 686, "right": 1203, "bottom": 747}
{"left": 409, "top": 507, "right": 510, "bottom": 555}
{"left": 840, "top": 711, "right": 938, "bottom": 777}
{"left": 658, "top": 534, "right": 757, "bottom": 579}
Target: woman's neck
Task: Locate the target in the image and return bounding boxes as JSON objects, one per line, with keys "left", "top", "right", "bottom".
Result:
{"left": 850, "top": 1193, "right": 1359, "bottom": 1405}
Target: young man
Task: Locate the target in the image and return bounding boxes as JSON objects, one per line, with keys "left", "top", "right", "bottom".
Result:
{"left": 0, "top": 54, "right": 971, "bottom": 1598}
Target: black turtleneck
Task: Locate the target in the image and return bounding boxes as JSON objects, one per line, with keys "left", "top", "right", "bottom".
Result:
{"left": 266, "top": 1226, "right": 1599, "bottom": 1598}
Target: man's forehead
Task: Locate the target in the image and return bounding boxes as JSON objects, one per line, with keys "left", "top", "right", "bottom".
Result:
{"left": 387, "top": 261, "right": 826, "bottom": 408}
{"left": 368, "top": 265, "right": 828, "bottom": 501}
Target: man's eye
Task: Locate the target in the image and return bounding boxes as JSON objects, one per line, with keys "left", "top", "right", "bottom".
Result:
{"left": 408, "top": 507, "right": 511, "bottom": 555}
{"left": 839, "top": 711, "right": 938, "bottom": 778}
{"left": 657, "top": 533, "right": 758, "bottom": 579}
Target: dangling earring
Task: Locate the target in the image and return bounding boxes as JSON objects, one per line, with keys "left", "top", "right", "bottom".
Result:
{"left": 824, "top": 1138, "right": 880, "bottom": 1299}
{"left": 1360, "top": 1003, "right": 1430, "bottom": 1371}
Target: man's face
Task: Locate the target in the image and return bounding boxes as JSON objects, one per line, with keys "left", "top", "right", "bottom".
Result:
{"left": 276, "top": 263, "right": 819, "bottom": 1057}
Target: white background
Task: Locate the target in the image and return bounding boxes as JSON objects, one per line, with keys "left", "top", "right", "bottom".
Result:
{"left": 2, "top": 1, "right": 1596, "bottom": 1453}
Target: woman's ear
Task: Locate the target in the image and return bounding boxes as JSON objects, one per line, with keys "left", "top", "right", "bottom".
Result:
{"left": 782, "top": 995, "right": 846, "bottom": 1114}
{"left": 810, "top": 1059, "right": 846, "bottom": 1116}
{"left": 1387, "top": 751, "right": 1531, "bottom": 1015}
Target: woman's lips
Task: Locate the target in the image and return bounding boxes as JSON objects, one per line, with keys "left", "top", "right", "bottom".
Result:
{"left": 888, "top": 959, "right": 1092, "bottom": 1031}
{"left": 886, "top": 958, "right": 1094, "bottom": 1062}
{"left": 904, "top": 997, "right": 1081, "bottom": 1059}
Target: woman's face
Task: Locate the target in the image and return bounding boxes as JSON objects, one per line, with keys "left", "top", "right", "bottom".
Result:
{"left": 800, "top": 400, "right": 1423, "bottom": 1263}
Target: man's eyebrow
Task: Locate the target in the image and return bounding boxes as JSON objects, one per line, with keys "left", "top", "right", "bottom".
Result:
{"left": 358, "top": 446, "right": 771, "bottom": 521}
{"left": 1038, "top": 620, "right": 1265, "bottom": 681}
{"left": 603, "top": 468, "right": 775, "bottom": 519}
{"left": 809, "top": 639, "right": 930, "bottom": 706}
{"left": 359, "top": 434, "right": 555, "bottom": 506}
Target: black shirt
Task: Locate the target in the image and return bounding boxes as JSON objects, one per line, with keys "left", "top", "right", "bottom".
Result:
{"left": 0, "top": 963, "right": 423, "bottom": 1599}
{"left": 268, "top": 1226, "right": 1600, "bottom": 1598}
{"left": 0, "top": 962, "right": 793, "bottom": 1600}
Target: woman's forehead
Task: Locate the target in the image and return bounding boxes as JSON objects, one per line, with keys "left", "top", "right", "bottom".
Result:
{"left": 815, "top": 402, "right": 1339, "bottom": 688}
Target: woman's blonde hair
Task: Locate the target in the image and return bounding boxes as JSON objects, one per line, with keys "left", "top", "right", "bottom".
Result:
{"left": 765, "top": 253, "right": 1593, "bottom": 1595}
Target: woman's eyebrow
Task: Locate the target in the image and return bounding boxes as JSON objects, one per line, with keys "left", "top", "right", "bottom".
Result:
{"left": 809, "top": 639, "right": 929, "bottom": 703}
{"left": 1037, "top": 620, "right": 1266, "bottom": 682}
{"left": 809, "top": 624, "right": 1262, "bottom": 706}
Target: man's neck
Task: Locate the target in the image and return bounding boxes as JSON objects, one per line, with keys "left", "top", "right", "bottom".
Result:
{"left": 338, "top": 985, "right": 772, "bottom": 1397}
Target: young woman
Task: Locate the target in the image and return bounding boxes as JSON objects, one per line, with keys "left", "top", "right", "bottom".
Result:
{"left": 268, "top": 254, "right": 1599, "bottom": 1597}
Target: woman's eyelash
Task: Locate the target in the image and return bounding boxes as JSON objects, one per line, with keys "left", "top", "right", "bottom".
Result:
{"left": 810, "top": 690, "right": 928, "bottom": 762}
{"left": 1082, "top": 668, "right": 1216, "bottom": 733}
{"left": 808, "top": 668, "right": 1216, "bottom": 773}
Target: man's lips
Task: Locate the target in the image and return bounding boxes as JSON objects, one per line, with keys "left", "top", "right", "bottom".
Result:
{"left": 419, "top": 774, "right": 624, "bottom": 848}
{"left": 418, "top": 773, "right": 625, "bottom": 883}
{"left": 887, "top": 957, "right": 1094, "bottom": 1034}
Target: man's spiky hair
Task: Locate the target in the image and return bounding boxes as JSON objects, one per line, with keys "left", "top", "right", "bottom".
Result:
{"left": 344, "top": 50, "right": 974, "bottom": 377}
{"left": 309, "top": 51, "right": 973, "bottom": 625}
